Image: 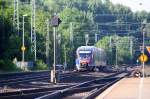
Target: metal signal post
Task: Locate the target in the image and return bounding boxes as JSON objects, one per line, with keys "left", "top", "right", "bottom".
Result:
{"left": 51, "top": 14, "right": 61, "bottom": 84}
{"left": 53, "top": 27, "right": 56, "bottom": 83}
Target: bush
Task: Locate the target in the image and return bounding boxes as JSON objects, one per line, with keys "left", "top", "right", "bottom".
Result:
{"left": 0, "top": 59, "right": 21, "bottom": 71}
{"left": 33, "top": 60, "right": 48, "bottom": 70}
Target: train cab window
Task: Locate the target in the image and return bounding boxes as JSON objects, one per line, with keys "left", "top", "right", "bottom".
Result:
{"left": 79, "top": 50, "right": 92, "bottom": 58}
{"left": 79, "top": 53, "right": 91, "bottom": 58}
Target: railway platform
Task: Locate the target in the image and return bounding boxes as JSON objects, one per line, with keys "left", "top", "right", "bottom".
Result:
{"left": 96, "top": 77, "right": 150, "bottom": 99}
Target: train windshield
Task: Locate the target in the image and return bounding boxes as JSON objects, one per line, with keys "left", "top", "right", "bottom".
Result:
{"left": 79, "top": 51, "right": 91, "bottom": 58}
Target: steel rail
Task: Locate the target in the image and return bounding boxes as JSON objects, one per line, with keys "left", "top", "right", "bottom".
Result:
{"left": 36, "top": 72, "right": 126, "bottom": 99}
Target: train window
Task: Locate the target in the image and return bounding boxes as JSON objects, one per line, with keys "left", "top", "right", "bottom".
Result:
{"left": 79, "top": 50, "right": 92, "bottom": 58}
{"left": 79, "top": 53, "right": 91, "bottom": 58}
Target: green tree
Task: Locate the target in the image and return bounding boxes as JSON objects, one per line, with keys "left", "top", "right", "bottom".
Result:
{"left": 96, "top": 35, "right": 136, "bottom": 65}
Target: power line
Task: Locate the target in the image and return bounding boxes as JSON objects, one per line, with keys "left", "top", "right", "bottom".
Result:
{"left": 93, "top": 14, "right": 133, "bottom": 17}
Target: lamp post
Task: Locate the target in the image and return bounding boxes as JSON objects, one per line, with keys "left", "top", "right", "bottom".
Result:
{"left": 21, "top": 14, "right": 27, "bottom": 69}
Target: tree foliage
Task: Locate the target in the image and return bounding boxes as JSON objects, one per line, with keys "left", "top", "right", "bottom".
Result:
{"left": 1, "top": 0, "right": 150, "bottom": 71}
{"left": 96, "top": 35, "right": 136, "bottom": 65}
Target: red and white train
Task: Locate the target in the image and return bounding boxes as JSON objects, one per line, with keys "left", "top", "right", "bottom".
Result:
{"left": 76, "top": 46, "right": 107, "bottom": 71}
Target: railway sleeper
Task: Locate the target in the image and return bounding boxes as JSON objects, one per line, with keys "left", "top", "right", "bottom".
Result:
{"left": 36, "top": 72, "right": 127, "bottom": 99}
{"left": 83, "top": 78, "right": 122, "bottom": 99}
{"left": 0, "top": 85, "right": 72, "bottom": 97}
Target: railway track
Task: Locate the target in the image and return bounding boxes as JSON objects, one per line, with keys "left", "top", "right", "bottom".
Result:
{"left": 0, "top": 84, "right": 74, "bottom": 99}
{"left": 0, "top": 70, "right": 129, "bottom": 99}
{"left": 0, "top": 71, "right": 84, "bottom": 99}
{"left": 0, "top": 70, "right": 78, "bottom": 88}
{"left": 0, "top": 70, "right": 95, "bottom": 94}
{"left": 35, "top": 72, "right": 129, "bottom": 99}
{"left": 0, "top": 71, "right": 49, "bottom": 80}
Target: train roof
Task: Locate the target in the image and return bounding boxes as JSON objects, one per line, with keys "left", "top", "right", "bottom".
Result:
{"left": 77, "top": 46, "right": 104, "bottom": 51}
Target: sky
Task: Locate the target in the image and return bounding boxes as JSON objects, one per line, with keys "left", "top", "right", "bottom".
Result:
{"left": 110, "top": 0, "right": 150, "bottom": 12}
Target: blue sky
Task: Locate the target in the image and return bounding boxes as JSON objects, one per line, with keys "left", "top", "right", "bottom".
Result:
{"left": 110, "top": 0, "right": 150, "bottom": 12}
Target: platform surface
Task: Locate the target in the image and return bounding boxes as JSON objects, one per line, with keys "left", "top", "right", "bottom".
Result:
{"left": 96, "top": 77, "right": 150, "bottom": 99}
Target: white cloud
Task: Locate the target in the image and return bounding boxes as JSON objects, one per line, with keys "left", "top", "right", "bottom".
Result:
{"left": 110, "top": 0, "right": 150, "bottom": 12}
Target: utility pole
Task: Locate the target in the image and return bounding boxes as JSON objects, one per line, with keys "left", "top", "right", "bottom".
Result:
{"left": 142, "top": 28, "right": 145, "bottom": 78}
{"left": 53, "top": 26, "right": 56, "bottom": 83}
{"left": 1, "top": 0, "right": 5, "bottom": 55}
{"left": 95, "top": 33, "right": 98, "bottom": 43}
{"left": 22, "top": 15, "right": 25, "bottom": 66}
{"left": 70, "top": 22, "right": 73, "bottom": 45}
{"left": 46, "top": 19, "right": 50, "bottom": 68}
{"left": 69, "top": 22, "right": 73, "bottom": 66}
{"left": 130, "top": 37, "right": 133, "bottom": 65}
{"left": 13, "top": 0, "right": 19, "bottom": 35}
{"left": 109, "top": 36, "right": 112, "bottom": 65}
{"left": 1, "top": 0, "right": 4, "bottom": 31}
{"left": 142, "top": 20, "right": 146, "bottom": 78}
{"left": 115, "top": 19, "right": 119, "bottom": 67}
{"left": 31, "top": 0, "right": 36, "bottom": 61}
{"left": 64, "top": 45, "right": 67, "bottom": 70}
{"left": 22, "top": 14, "right": 27, "bottom": 70}
{"left": 115, "top": 35, "right": 118, "bottom": 67}
{"left": 57, "top": 33, "right": 61, "bottom": 64}
{"left": 85, "top": 34, "right": 89, "bottom": 46}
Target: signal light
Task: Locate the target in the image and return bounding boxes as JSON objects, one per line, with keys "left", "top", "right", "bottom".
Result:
{"left": 51, "top": 16, "right": 62, "bottom": 27}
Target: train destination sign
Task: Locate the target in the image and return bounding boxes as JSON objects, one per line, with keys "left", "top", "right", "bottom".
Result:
{"left": 139, "top": 54, "right": 148, "bottom": 63}
{"left": 79, "top": 51, "right": 91, "bottom": 53}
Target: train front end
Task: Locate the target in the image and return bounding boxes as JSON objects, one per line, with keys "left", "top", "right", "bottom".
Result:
{"left": 76, "top": 50, "right": 92, "bottom": 71}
